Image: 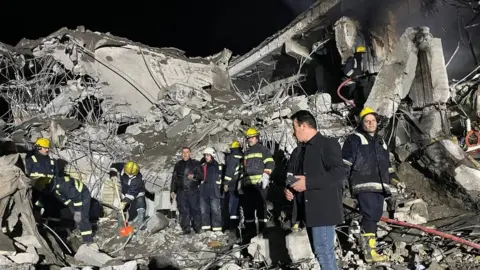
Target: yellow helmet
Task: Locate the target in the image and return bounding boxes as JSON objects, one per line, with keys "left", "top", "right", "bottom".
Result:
{"left": 124, "top": 161, "right": 139, "bottom": 176}
{"left": 230, "top": 140, "right": 241, "bottom": 149}
{"left": 245, "top": 127, "right": 259, "bottom": 138}
{"left": 356, "top": 46, "right": 366, "bottom": 53}
{"left": 359, "top": 107, "right": 376, "bottom": 119}
{"left": 35, "top": 138, "right": 50, "bottom": 149}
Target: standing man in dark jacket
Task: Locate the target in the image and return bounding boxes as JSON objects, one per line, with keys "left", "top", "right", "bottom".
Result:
{"left": 342, "top": 107, "right": 405, "bottom": 263}
{"left": 170, "top": 147, "right": 204, "bottom": 234}
{"left": 285, "top": 110, "right": 344, "bottom": 270}
{"left": 109, "top": 161, "right": 146, "bottom": 229}
{"left": 242, "top": 127, "right": 275, "bottom": 237}
{"left": 223, "top": 140, "right": 243, "bottom": 234}
{"left": 286, "top": 145, "right": 305, "bottom": 231}
{"left": 199, "top": 147, "right": 223, "bottom": 232}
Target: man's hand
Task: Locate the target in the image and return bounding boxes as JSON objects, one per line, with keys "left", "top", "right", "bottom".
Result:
{"left": 291, "top": 175, "right": 306, "bottom": 192}
{"left": 170, "top": 192, "right": 175, "bottom": 202}
{"left": 119, "top": 201, "right": 127, "bottom": 210}
{"left": 223, "top": 185, "right": 229, "bottom": 193}
{"left": 397, "top": 182, "right": 406, "bottom": 194}
{"left": 284, "top": 188, "right": 294, "bottom": 201}
{"left": 73, "top": 211, "right": 82, "bottom": 223}
{"left": 187, "top": 173, "right": 194, "bottom": 180}
{"left": 261, "top": 173, "right": 270, "bottom": 189}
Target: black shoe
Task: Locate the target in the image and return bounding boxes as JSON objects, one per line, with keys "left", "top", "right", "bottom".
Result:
{"left": 182, "top": 229, "right": 192, "bottom": 235}
{"left": 194, "top": 228, "right": 202, "bottom": 234}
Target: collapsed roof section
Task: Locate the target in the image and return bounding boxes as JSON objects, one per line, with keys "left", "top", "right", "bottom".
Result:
{"left": 1, "top": 27, "right": 232, "bottom": 122}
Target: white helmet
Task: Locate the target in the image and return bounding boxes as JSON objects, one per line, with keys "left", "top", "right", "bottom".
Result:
{"left": 203, "top": 147, "right": 215, "bottom": 156}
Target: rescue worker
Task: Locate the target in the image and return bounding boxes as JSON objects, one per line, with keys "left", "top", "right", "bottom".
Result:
{"left": 199, "top": 147, "right": 223, "bottom": 232}
{"left": 109, "top": 161, "right": 146, "bottom": 229}
{"left": 241, "top": 127, "right": 275, "bottom": 237}
{"left": 26, "top": 138, "right": 59, "bottom": 219}
{"left": 170, "top": 147, "right": 204, "bottom": 234}
{"left": 342, "top": 107, "right": 406, "bottom": 263}
{"left": 26, "top": 138, "right": 58, "bottom": 190}
{"left": 341, "top": 45, "right": 371, "bottom": 109}
{"left": 53, "top": 175, "right": 95, "bottom": 245}
{"left": 223, "top": 140, "right": 243, "bottom": 235}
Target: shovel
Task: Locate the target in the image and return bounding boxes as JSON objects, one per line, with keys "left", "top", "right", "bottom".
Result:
{"left": 113, "top": 179, "right": 134, "bottom": 237}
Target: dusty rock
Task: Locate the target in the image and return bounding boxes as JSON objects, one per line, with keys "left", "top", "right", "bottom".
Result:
{"left": 125, "top": 124, "right": 143, "bottom": 136}
{"left": 285, "top": 230, "right": 315, "bottom": 262}
{"left": 74, "top": 244, "right": 113, "bottom": 267}
{"left": 219, "top": 263, "right": 242, "bottom": 270}
{"left": 145, "top": 212, "right": 169, "bottom": 233}
{"left": 394, "top": 199, "right": 429, "bottom": 224}
{"left": 0, "top": 232, "right": 16, "bottom": 256}
{"left": 166, "top": 116, "right": 193, "bottom": 138}
{"left": 13, "top": 235, "right": 42, "bottom": 249}
{"left": 100, "top": 260, "right": 137, "bottom": 270}
{"left": 7, "top": 247, "right": 39, "bottom": 264}
{"left": 311, "top": 93, "right": 332, "bottom": 113}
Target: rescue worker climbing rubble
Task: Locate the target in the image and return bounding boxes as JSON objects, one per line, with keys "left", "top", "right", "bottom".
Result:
{"left": 340, "top": 45, "right": 373, "bottom": 110}
{"left": 53, "top": 175, "right": 95, "bottom": 246}
{"left": 241, "top": 127, "right": 274, "bottom": 238}
{"left": 223, "top": 140, "right": 243, "bottom": 237}
{"left": 26, "top": 138, "right": 59, "bottom": 220}
{"left": 109, "top": 161, "right": 146, "bottom": 229}
{"left": 342, "top": 107, "right": 406, "bottom": 263}
{"left": 199, "top": 147, "right": 223, "bottom": 232}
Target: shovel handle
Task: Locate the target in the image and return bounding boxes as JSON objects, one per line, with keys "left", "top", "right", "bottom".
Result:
{"left": 112, "top": 177, "right": 128, "bottom": 227}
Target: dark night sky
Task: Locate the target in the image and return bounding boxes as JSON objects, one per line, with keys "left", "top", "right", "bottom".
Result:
{"left": 1, "top": 0, "right": 312, "bottom": 57}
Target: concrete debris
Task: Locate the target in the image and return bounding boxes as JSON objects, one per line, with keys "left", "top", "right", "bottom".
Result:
{"left": 1, "top": 6, "right": 480, "bottom": 268}
{"left": 74, "top": 244, "right": 113, "bottom": 267}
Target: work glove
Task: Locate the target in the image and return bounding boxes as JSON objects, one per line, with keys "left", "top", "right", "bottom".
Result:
{"left": 223, "top": 185, "right": 229, "bottom": 193}
{"left": 261, "top": 173, "right": 270, "bottom": 189}
{"left": 73, "top": 211, "right": 82, "bottom": 224}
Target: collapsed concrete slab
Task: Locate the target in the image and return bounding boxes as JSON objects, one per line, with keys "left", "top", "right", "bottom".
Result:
{"left": 365, "top": 27, "right": 451, "bottom": 118}
{"left": 74, "top": 244, "right": 113, "bottom": 267}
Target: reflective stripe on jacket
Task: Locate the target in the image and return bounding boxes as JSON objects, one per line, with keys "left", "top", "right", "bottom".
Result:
{"left": 110, "top": 163, "right": 146, "bottom": 201}
{"left": 342, "top": 131, "right": 397, "bottom": 195}
{"left": 54, "top": 176, "right": 87, "bottom": 212}
{"left": 26, "top": 154, "right": 56, "bottom": 179}
{"left": 243, "top": 143, "right": 274, "bottom": 185}
{"left": 224, "top": 149, "right": 243, "bottom": 191}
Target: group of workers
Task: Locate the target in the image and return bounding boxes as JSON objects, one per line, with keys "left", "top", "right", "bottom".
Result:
{"left": 26, "top": 137, "right": 147, "bottom": 247}
{"left": 25, "top": 106, "right": 403, "bottom": 265}
{"left": 170, "top": 127, "right": 274, "bottom": 240}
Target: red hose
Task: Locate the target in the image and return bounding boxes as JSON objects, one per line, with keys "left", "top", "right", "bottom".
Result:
{"left": 337, "top": 78, "right": 356, "bottom": 107}
{"left": 380, "top": 216, "right": 480, "bottom": 250}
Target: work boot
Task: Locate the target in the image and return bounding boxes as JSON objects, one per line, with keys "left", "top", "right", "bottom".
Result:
{"left": 361, "top": 233, "right": 388, "bottom": 263}
{"left": 134, "top": 209, "right": 146, "bottom": 229}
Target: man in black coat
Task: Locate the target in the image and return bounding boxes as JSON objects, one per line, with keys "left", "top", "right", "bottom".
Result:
{"left": 284, "top": 110, "right": 344, "bottom": 270}
{"left": 170, "top": 147, "right": 204, "bottom": 234}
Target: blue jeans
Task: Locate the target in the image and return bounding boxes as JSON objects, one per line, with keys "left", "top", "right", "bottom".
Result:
{"left": 308, "top": 226, "right": 339, "bottom": 270}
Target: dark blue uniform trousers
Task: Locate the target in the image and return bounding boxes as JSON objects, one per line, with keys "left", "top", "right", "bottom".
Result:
{"left": 200, "top": 196, "right": 222, "bottom": 231}
{"left": 356, "top": 192, "right": 385, "bottom": 234}
{"left": 70, "top": 188, "right": 93, "bottom": 242}
{"left": 176, "top": 189, "right": 201, "bottom": 232}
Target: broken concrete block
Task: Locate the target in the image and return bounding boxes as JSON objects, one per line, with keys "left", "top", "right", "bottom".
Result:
{"left": 0, "top": 232, "right": 16, "bottom": 256}
{"left": 100, "top": 260, "right": 138, "bottom": 270}
{"left": 125, "top": 124, "right": 143, "bottom": 136}
{"left": 0, "top": 255, "right": 13, "bottom": 266}
{"left": 7, "top": 247, "right": 39, "bottom": 264}
{"left": 166, "top": 116, "right": 192, "bottom": 138}
{"left": 146, "top": 212, "right": 169, "bottom": 234}
{"left": 289, "top": 96, "right": 309, "bottom": 113}
{"left": 174, "top": 106, "right": 191, "bottom": 119}
{"left": 311, "top": 93, "right": 332, "bottom": 113}
{"left": 13, "top": 235, "right": 42, "bottom": 249}
{"left": 334, "top": 17, "right": 358, "bottom": 63}
{"left": 74, "top": 244, "right": 113, "bottom": 267}
{"left": 365, "top": 27, "right": 420, "bottom": 118}
{"left": 394, "top": 199, "right": 429, "bottom": 225}
{"left": 285, "top": 39, "right": 312, "bottom": 62}
{"left": 285, "top": 230, "right": 315, "bottom": 262}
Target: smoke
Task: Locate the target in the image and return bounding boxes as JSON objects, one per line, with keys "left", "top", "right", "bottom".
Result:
{"left": 281, "top": 0, "right": 315, "bottom": 15}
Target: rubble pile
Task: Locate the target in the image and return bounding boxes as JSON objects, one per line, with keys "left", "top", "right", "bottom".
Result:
{"left": 1, "top": 5, "right": 480, "bottom": 269}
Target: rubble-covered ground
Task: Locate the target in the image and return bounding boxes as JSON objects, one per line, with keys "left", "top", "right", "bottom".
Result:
{"left": 2, "top": 1, "right": 480, "bottom": 269}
